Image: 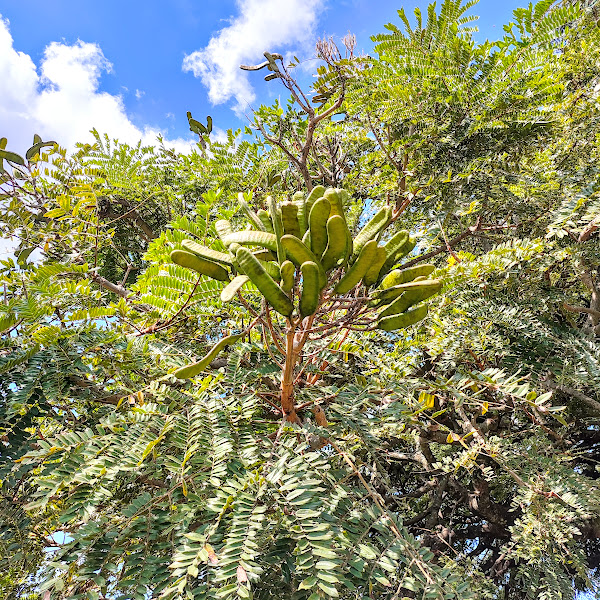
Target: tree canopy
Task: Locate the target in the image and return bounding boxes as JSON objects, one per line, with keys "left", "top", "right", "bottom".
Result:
{"left": 2, "top": 1, "right": 600, "bottom": 598}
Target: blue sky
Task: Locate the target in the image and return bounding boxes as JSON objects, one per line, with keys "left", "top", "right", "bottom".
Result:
{"left": 0, "top": 0, "right": 525, "bottom": 153}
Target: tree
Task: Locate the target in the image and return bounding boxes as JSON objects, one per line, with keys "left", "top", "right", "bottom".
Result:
{"left": 2, "top": 1, "right": 600, "bottom": 598}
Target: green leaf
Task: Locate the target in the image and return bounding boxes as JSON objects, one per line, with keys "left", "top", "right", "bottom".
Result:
{"left": 0, "top": 149, "right": 25, "bottom": 165}
{"left": 299, "top": 576, "right": 317, "bottom": 590}
{"left": 317, "top": 581, "right": 339, "bottom": 597}
{"left": 26, "top": 141, "right": 56, "bottom": 160}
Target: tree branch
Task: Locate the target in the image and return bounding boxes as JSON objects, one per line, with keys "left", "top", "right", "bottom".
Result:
{"left": 400, "top": 218, "right": 482, "bottom": 269}
{"left": 540, "top": 376, "right": 600, "bottom": 416}
{"left": 563, "top": 303, "right": 600, "bottom": 320}
{"left": 89, "top": 272, "right": 130, "bottom": 298}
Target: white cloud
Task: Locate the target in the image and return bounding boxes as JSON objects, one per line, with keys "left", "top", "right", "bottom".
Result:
{"left": 182, "top": 0, "right": 324, "bottom": 115}
{"left": 0, "top": 15, "right": 196, "bottom": 154}
{"left": 135, "top": 88, "right": 144, "bottom": 99}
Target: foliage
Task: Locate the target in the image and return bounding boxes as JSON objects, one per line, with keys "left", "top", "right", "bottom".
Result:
{"left": 2, "top": 1, "right": 600, "bottom": 599}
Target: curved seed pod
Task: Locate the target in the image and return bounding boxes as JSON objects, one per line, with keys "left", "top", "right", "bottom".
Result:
{"left": 261, "top": 260, "right": 281, "bottom": 281}
{"left": 281, "top": 234, "right": 326, "bottom": 289}
{"left": 321, "top": 215, "right": 350, "bottom": 271}
{"left": 280, "top": 260, "right": 295, "bottom": 292}
{"left": 235, "top": 247, "right": 293, "bottom": 316}
{"left": 229, "top": 242, "right": 241, "bottom": 255}
{"left": 171, "top": 250, "right": 230, "bottom": 281}
{"left": 305, "top": 185, "right": 326, "bottom": 219}
{"left": 302, "top": 229, "right": 311, "bottom": 251}
{"left": 182, "top": 239, "right": 233, "bottom": 266}
{"left": 337, "top": 188, "right": 353, "bottom": 260}
{"left": 257, "top": 209, "right": 274, "bottom": 233}
{"left": 379, "top": 281, "right": 442, "bottom": 317}
{"left": 222, "top": 231, "right": 278, "bottom": 252}
{"left": 381, "top": 269, "right": 401, "bottom": 289}
{"left": 253, "top": 249, "right": 277, "bottom": 262}
{"left": 215, "top": 219, "right": 233, "bottom": 245}
{"left": 377, "top": 304, "right": 428, "bottom": 332}
{"left": 374, "top": 279, "right": 441, "bottom": 303}
{"left": 381, "top": 239, "right": 416, "bottom": 276}
{"left": 380, "top": 230, "right": 409, "bottom": 276}
{"left": 362, "top": 246, "right": 388, "bottom": 287}
{"left": 267, "top": 196, "right": 286, "bottom": 264}
{"left": 353, "top": 206, "right": 393, "bottom": 257}
{"left": 308, "top": 197, "right": 331, "bottom": 258}
{"left": 334, "top": 240, "right": 378, "bottom": 295}
{"left": 221, "top": 275, "right": 250, "bottom": 302}
{"left": 381, "top": 264, "right": 435, "bottom": 289}
{"left": 300, "top": 261, "right": 320, "bottom": 317}
{"left": 281, "top": 201, "right": 301, "bottom": 238}
{"left": 173, "top": 333, "right": 244, "bottom": 379}
{"left": 292, "top": 191, "right": 307, "bottom": 236}
{"left": 394, "top": 237, "right": 417, "bottom": 263}
{"left": 238, "top": 193, "right": 266, "bottom": 231}
{"left": 323, "top": 188, "right": 344, "bottom": 218}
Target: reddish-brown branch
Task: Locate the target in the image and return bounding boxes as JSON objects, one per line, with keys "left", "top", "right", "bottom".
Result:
{"left": 281, "top": 322, "right": 300, "bottom": 423}
{"left": 265, "top": 303, "right": 285, "bottom": 355}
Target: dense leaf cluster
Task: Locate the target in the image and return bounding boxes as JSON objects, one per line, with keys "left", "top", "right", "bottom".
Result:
{"left": 2, "top": 1, "right": 600, "bottom": 598}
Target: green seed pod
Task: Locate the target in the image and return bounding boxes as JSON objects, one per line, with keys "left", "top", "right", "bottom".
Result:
{"left": 173, "top": 332, "right": 244, "bottom": 379}
{"left": 261, "top": 260, "right": 281, "bottom": 281}
{"left": 379, "top": 230, "right": 409, "bottom": 276}
{"left": 253, "top": 249, "right": 277, "bottom": 262}
{"left": 334, "top": 240, "right": 378, "bottom": 295}
{"left": 377, "top": 304, "right": 429, "bottom": 332}
{"left": 353, "top": 206, "right": 393, "bottom": 257}
{"left": 302, "top": 229, "right": 311, "bottom": 251}
{"left": 381, "top": 269, "right": 401, "bottom": 289}
{"left": 222, "top": 231, "right": 278, "bottom": 252}
{"left": 382, "top": 237, "right": 416, "bottom": 275}
{"left": 381, "top": 264, "right": 435, "bottom": 289}
{"left": 171, "top": 249, "right": 230, "bottom": 281}
{"left": 235, "top": 247, "right": 293, "bottom": 316}
{"left": 182, "top": 239, "right": 233, "bottom": 266}
{"left": 323, "top": 188, "right": 344, "bottom": 219}
{"left": 221, "top": 275, "right": 250, "bottom": 302}
{"left": 305, "top": 185, "right": 326, "bottom": 219}
{"left": 374, "top": 279, "right": 442, "bottom": 303}
{"left": 321, "top": 215, "right": 350, "bottom": 271}
{"left": 308, "top": 197, "right": 331, "bottom": 258}
{"left": 379, "top": 281, "right": 442, "bottom": 317}
{"left": 280, "top": 260, "right": 295, "bottom": 293}
{"left": 238, "top": 193, "right": 266, "bottom": 231}
{"left": 339, "top": 189, "right": 354, "bottom": 261}
{"left": 267, "top": 196, "right": 286, "bottom": 264}
{"left": 300, "top": 261, "right": 320, "bottom": 317}
{"left": 281, "top": 201, "right": 302, "bottom": 238}
{"left": 362, "top": 246, "right": 388, "bottom": 287}
{"left": 292, "top": 191, "right": 307, "bottom": 236}
{"left": 398, "top": 238, "right": 417, "bottom": 261}
{"left": 281, "top": 234, "right": 326, "bottom": 289}
{"left": 257, "top": 209, "right": 274, "bottom": 233}
{"left": 215, "top": 219, "right": 233, "bottom": 245}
